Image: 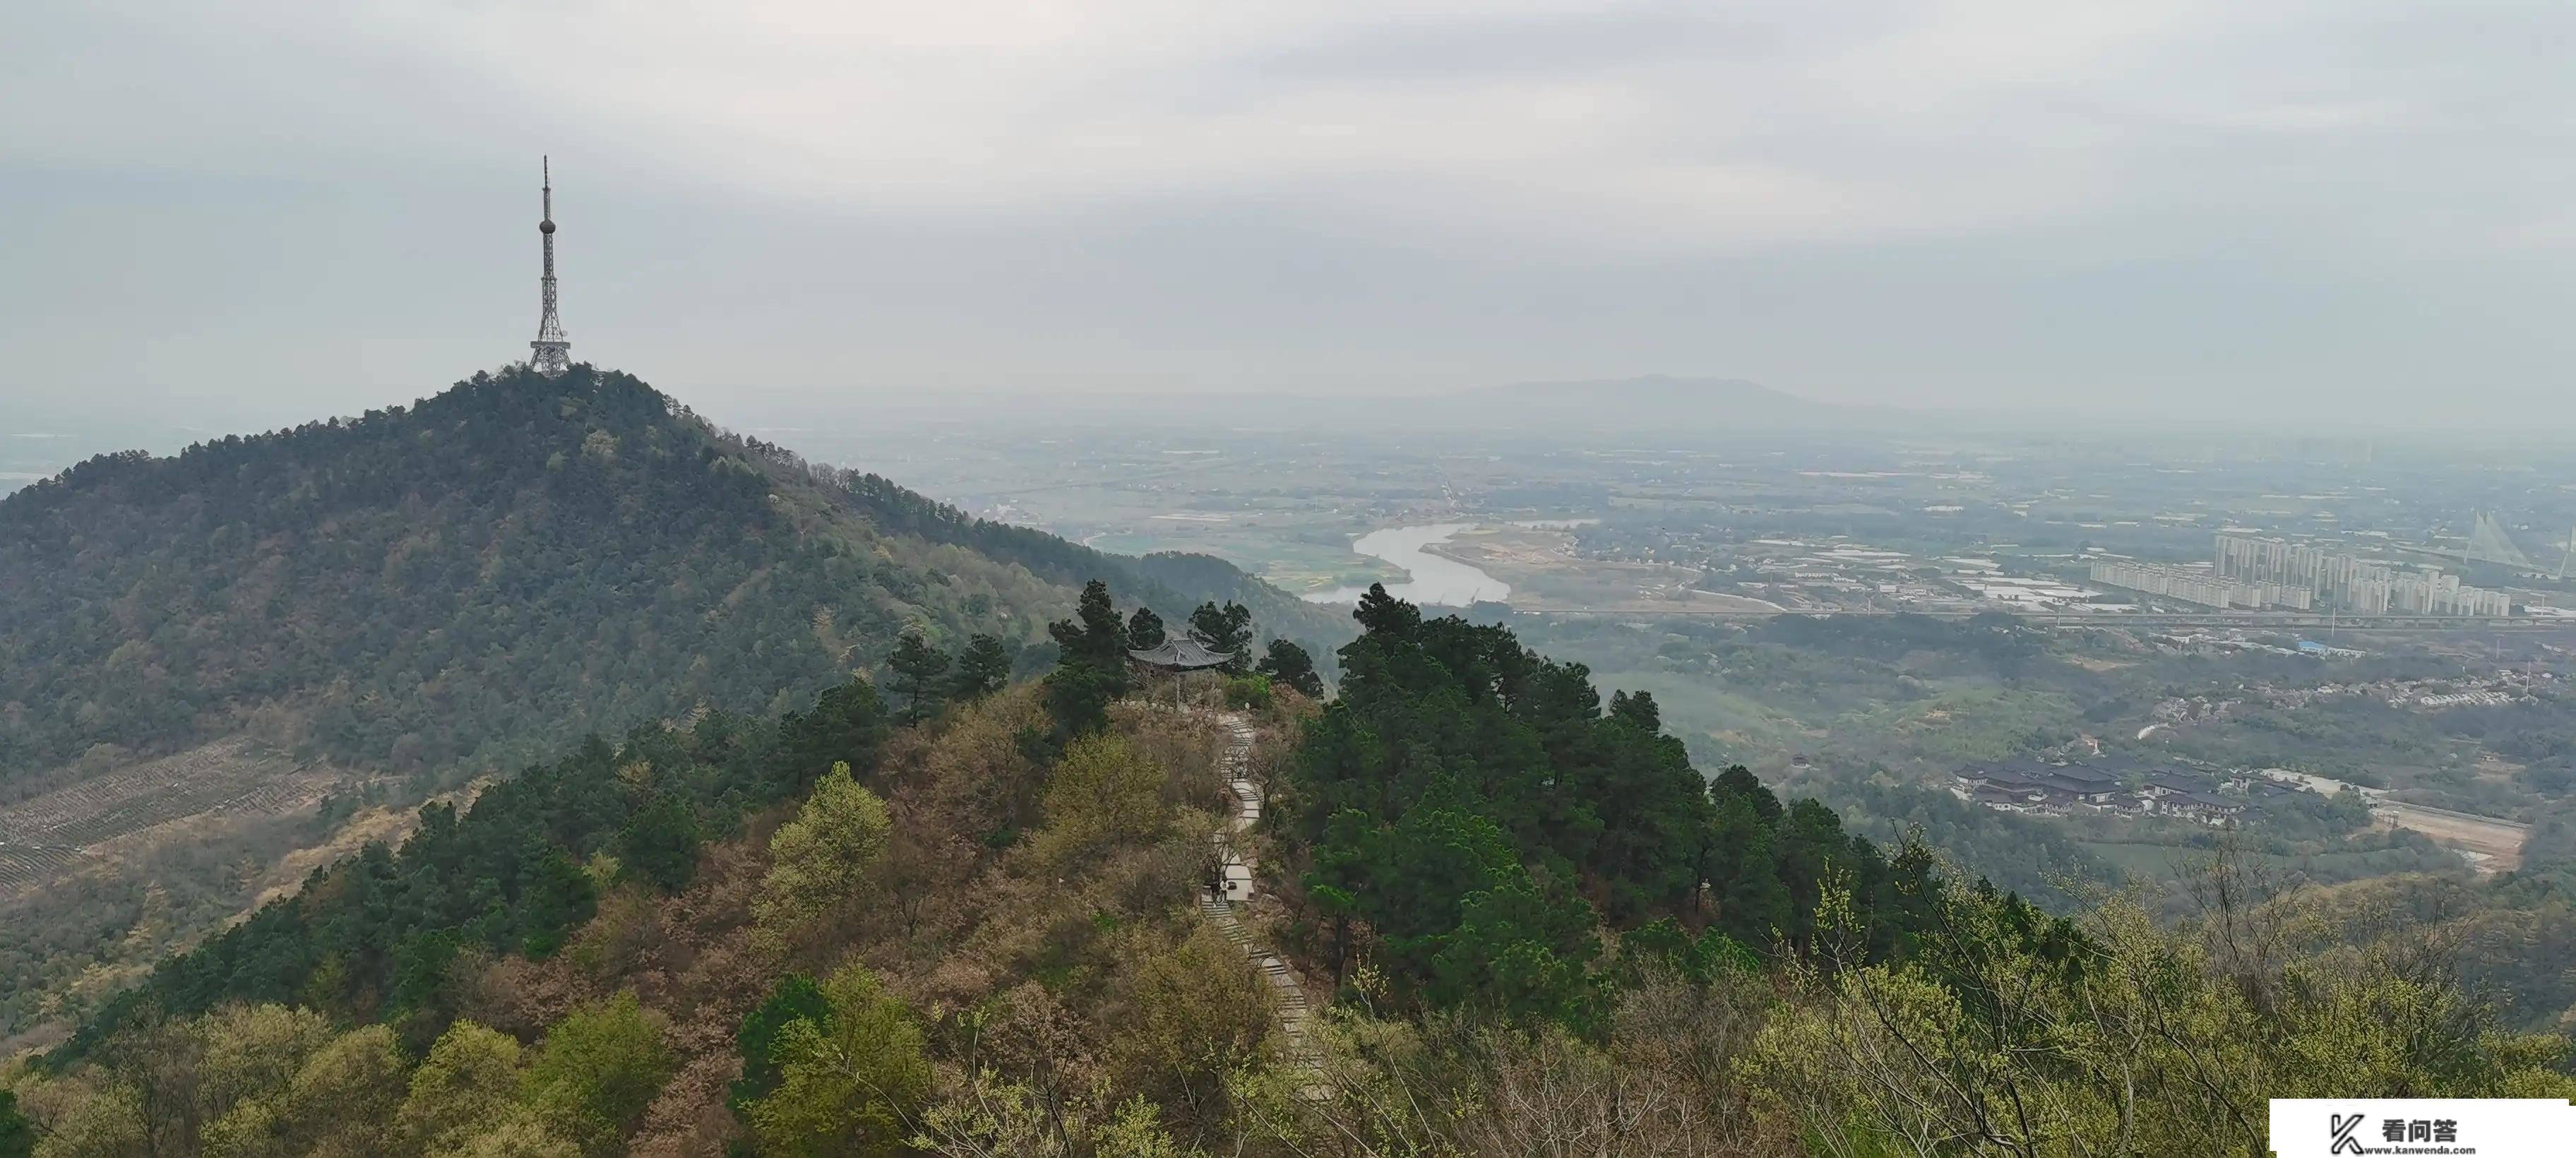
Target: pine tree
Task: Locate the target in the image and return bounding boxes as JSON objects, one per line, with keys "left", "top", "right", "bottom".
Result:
{"left": 1045, "top": 581, "right": 1132, "bottom": 737}
{"left": 1126, "top": 606, "right": 1167, "bottom": 650}
{"left": 1049, "top": 580, "right": 1128, "bottom": 667}
{"left": 1187, "top": 600, "right": 1253, "bottom": 672}
{"left": 887, "top": 631, "right": 951, "bottom": 724}
{"left": 616, "top": 794, "right": 702, "bottom": 893}
{"left": 1354, "top": 583, "right": 1421, "bottom": 637}
{"left": 0, "top": 1091, "right": 32, "bottom": 1158}
{"left": 948, "top": 633, "right": 1012, "bottom": 700}
{"left": 1255, "top": 638, "right": 1324, "bottom": 698}
{"left": 1608, "top": 688, "right": 1659, "bottom": 732}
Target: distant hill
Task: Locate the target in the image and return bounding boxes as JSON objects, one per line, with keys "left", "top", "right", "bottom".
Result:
{"left": 0, "top": 363, "right": 1352, "bottom": 1046}
{"left": 1454, "top": 375, "right": 1856, "bottom": 432}
{"left": 0, "top": 363, "right": 1347, "bottom": 786}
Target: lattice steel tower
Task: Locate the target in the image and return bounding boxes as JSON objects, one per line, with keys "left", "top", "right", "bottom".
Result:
{"left": 529, "top": 156, "right": 571, "bottom": 376}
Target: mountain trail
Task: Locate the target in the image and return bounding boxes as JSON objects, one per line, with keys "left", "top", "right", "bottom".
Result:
{"left": 1189, "top": 709, "right": 1327, "bottom": 1098}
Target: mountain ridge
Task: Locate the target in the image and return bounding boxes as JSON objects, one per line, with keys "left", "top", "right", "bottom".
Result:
{"left": 0, "top": 362, "right": 1342, "bottom": 785}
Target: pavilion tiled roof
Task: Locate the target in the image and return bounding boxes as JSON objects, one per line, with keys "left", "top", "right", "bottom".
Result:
{"left": 1127, "top": 638, "right": 1238, "bottom": 670}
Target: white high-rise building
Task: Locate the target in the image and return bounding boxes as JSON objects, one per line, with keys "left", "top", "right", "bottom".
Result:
{"left": 2211, "top": 533, "right": 2510, "bottom": 616}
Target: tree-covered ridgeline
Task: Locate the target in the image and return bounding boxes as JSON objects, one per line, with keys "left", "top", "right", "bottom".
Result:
{"left": 0, "top": 363, "right": 1346, "bottom": 785}
{"left": 15, "top": 577, "right": 2576, "bottom": 1156}
{"left": 1284, "top": 584, "right": 1938, "bottom": 1024}
{"left": 56, "top": 669, "right": 903, "bottom": 1064}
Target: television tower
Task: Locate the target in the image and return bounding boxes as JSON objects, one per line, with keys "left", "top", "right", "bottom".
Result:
{"left": 529, "top": 156, "right": 571, "bottom": 376}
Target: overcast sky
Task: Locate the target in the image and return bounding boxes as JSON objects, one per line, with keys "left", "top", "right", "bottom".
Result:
{"left": 6, "top": 1, "right": 2573, "bottom": 431}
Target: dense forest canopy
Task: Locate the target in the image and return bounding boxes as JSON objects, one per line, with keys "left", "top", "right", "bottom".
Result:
{"left": 0, "top": 364, "right": 1345, "bottom": 784}
{"left": 1286, "top": 585, "right": 1936, "bottom": 1025}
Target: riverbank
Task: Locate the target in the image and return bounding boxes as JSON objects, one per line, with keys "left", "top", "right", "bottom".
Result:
{"left": 1301, "top": 523, "right": 1512, "bottom": 607}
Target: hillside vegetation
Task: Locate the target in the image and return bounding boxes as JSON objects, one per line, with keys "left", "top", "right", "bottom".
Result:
{"left": 0, "top": 364, "right": 1345, "bottom": 1049}
{"left": 8, "top": 587, "right": 2568, "bottom": 1157}
{"left": 0, "top": 363, "right": 1341, "bottom": 784}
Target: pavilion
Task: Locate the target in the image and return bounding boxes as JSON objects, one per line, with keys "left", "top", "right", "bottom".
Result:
{"left": 1127, "top": 638, "right": 1237, "bottom": 705}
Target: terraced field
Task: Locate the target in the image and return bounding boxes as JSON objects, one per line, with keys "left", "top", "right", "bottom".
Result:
{"left": 0, "top": 739, "right": 336, "bottom": 893}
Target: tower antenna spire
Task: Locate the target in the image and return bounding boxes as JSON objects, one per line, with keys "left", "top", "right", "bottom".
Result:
{"left": 529, "top": 155, "right": 571, "bottom": 376}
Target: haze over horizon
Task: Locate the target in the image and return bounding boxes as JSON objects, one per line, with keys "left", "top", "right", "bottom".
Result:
{"left": 8, "top": 1, "right": 2575, "bottom": 433}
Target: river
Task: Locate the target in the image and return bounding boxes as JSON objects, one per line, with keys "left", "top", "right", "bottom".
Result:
{"left": 1302, "top": 523, "right": 1510, "bottom": 607}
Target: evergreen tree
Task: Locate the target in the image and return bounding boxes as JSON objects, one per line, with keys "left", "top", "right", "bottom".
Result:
{"left": 1126, "top": 606, "right": 1167, "bottom": 650}
{"left": 778, "top": 677, "right": 892, "bottom": 792}
{"left": 1255, "top": 638, "right": 1325, "bottom": 698}
{"left": 948, "top": 633, "right": 1013, "bottom": 700}
{"left": 1291, "top": 587, "right": 1935, "bottom": 1022}
{"left": 886, "top": 631, "right": 952, "bottom": 724}
{"left": 519, "top": 852, "right": 599, "bottom": 959}
{"left": 1049, "top": 580, "right": 1128, "bottom": 667}
{"left": 1044, "top": 580, "right": 1131, "bottom": 737}
{"left": 1607, "top": 688, "right": 1659, "bottom": 732}
{"left": 0, "top": 1091, "right": 31, "bottom": 1158}
{"left": 1353, "top": 582, "right": 1421, "bottom": 637}
{"left": 730, "top": 975, "right": 830, "bottom": 1115}
{"left": 1044, "top": 662, "right": 1123, "bottom": 740}
{"left": 616, "top": 794, "right": 701, "bottom": 893}
{"left": 744, "top": 964, "right": 929, "bottom": 1157}
{"left": 1186, "top": 600, "right": 1253, "bottom": 672}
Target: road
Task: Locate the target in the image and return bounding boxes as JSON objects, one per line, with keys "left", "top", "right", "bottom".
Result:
{"left": 2260, "top": 770, "right": 2529, "bottom": 873}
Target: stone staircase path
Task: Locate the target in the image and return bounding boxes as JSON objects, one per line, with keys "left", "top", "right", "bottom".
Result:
{"left": 1195, "top": 711, "right": 1325, "bottom": 1094}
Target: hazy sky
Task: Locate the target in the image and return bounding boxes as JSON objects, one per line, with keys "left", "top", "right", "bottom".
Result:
{"left": 6, "top": 1, "right": 2573, "bottom": 429}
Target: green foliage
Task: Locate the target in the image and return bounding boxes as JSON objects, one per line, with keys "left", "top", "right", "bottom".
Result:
{"left": 1044, "top": 580, "right": 1133, "bottom": 737}
{"left": 1254, "top": 637, "right": 1324, "bottom": 698}
{"left": 1607, "top": 687, "right": 1659, "bottom": 731}
{"left": 1745, "top": 874, "right": 2576, "bottom": 1155}
{"left": 522, "top": 991, "right": 674, "bottom": 1157}
{"left": 744, "top": 963, "right": 930, "bottom": 1157}
{"left": 1616, "top": 917, "right": 1758, "bottom": 986}
{"left": 948, "top": 633, "right": 1013, "bottom": 701}
{"left": 1221, "top": 672, "right": 1273, "bottom": 710}
{"left": 0, "top": 365, "right": 1343, "bottom": 787}
{"left": 398, "top": 1020, "right": 531, "bottom": 1156}
{"left": 756, "top": 761, "right": 893, "bottom": 943}
{"left": 729, "top": 974, "right": 830, "bottom": 1116}
{"left": 1186, "top": 600, "right": 1253, "bottom": 672}
{"left": 615, "top": 793, "right": 702, "bottom": 893}
{"left": 0, "top": 368, "right": 978, "bottom": 782}
{"left": 57, "top": 676, "right": 895, "bottom": 1064}
{"left": 775, "top": 676, "right": 892, "bottom": 794}
{"left": 1051, "top": 580, "right": 1129, "bottom": 669}
{"left": 519, "top": 850, "right": 600, "bottom": 959}
{"left": 1043, "top": 662, "right": 1124, "bottom": 741}
{"left": 1107, "top": 921, "right": 1275, "bottom": 1136}
{"left": 1125, "top": 606, "right": 1167, "bottom": 650}
{"left": 0, "top": 1091, "right": 28, "bottom": 1158}
{"left": 0, "top": 367, "right": 1342, "bottom": 1042}
{"left": 205, "top": 1021, "right": 405, "bottom": 1157}
{"left": 1032, "top": 734, "right": 1169, "bottom": 867}
{"left": 1296, "top": 585, "right": 1931, "bottom": 1022}
{"left": 886, "top": 631, "right": 950, "bottom": 724}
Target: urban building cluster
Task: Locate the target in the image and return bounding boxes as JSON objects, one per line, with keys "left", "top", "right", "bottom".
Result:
{"left": 2215, "top": 534, "right": 2513, "bottom": 615}
{"left": 2085, "top": 558, "right": 2313, "bottom": 611}
{"left": 2085, "top": 533, "right": 2513, "bottom": 615}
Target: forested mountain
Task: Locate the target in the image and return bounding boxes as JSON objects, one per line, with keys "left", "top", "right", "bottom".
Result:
{"left": 9, "top": 587, "right": 2568, "bottom": 1157}
{"left": 0, "top": 363, "right": 1345, "bottom": 785}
